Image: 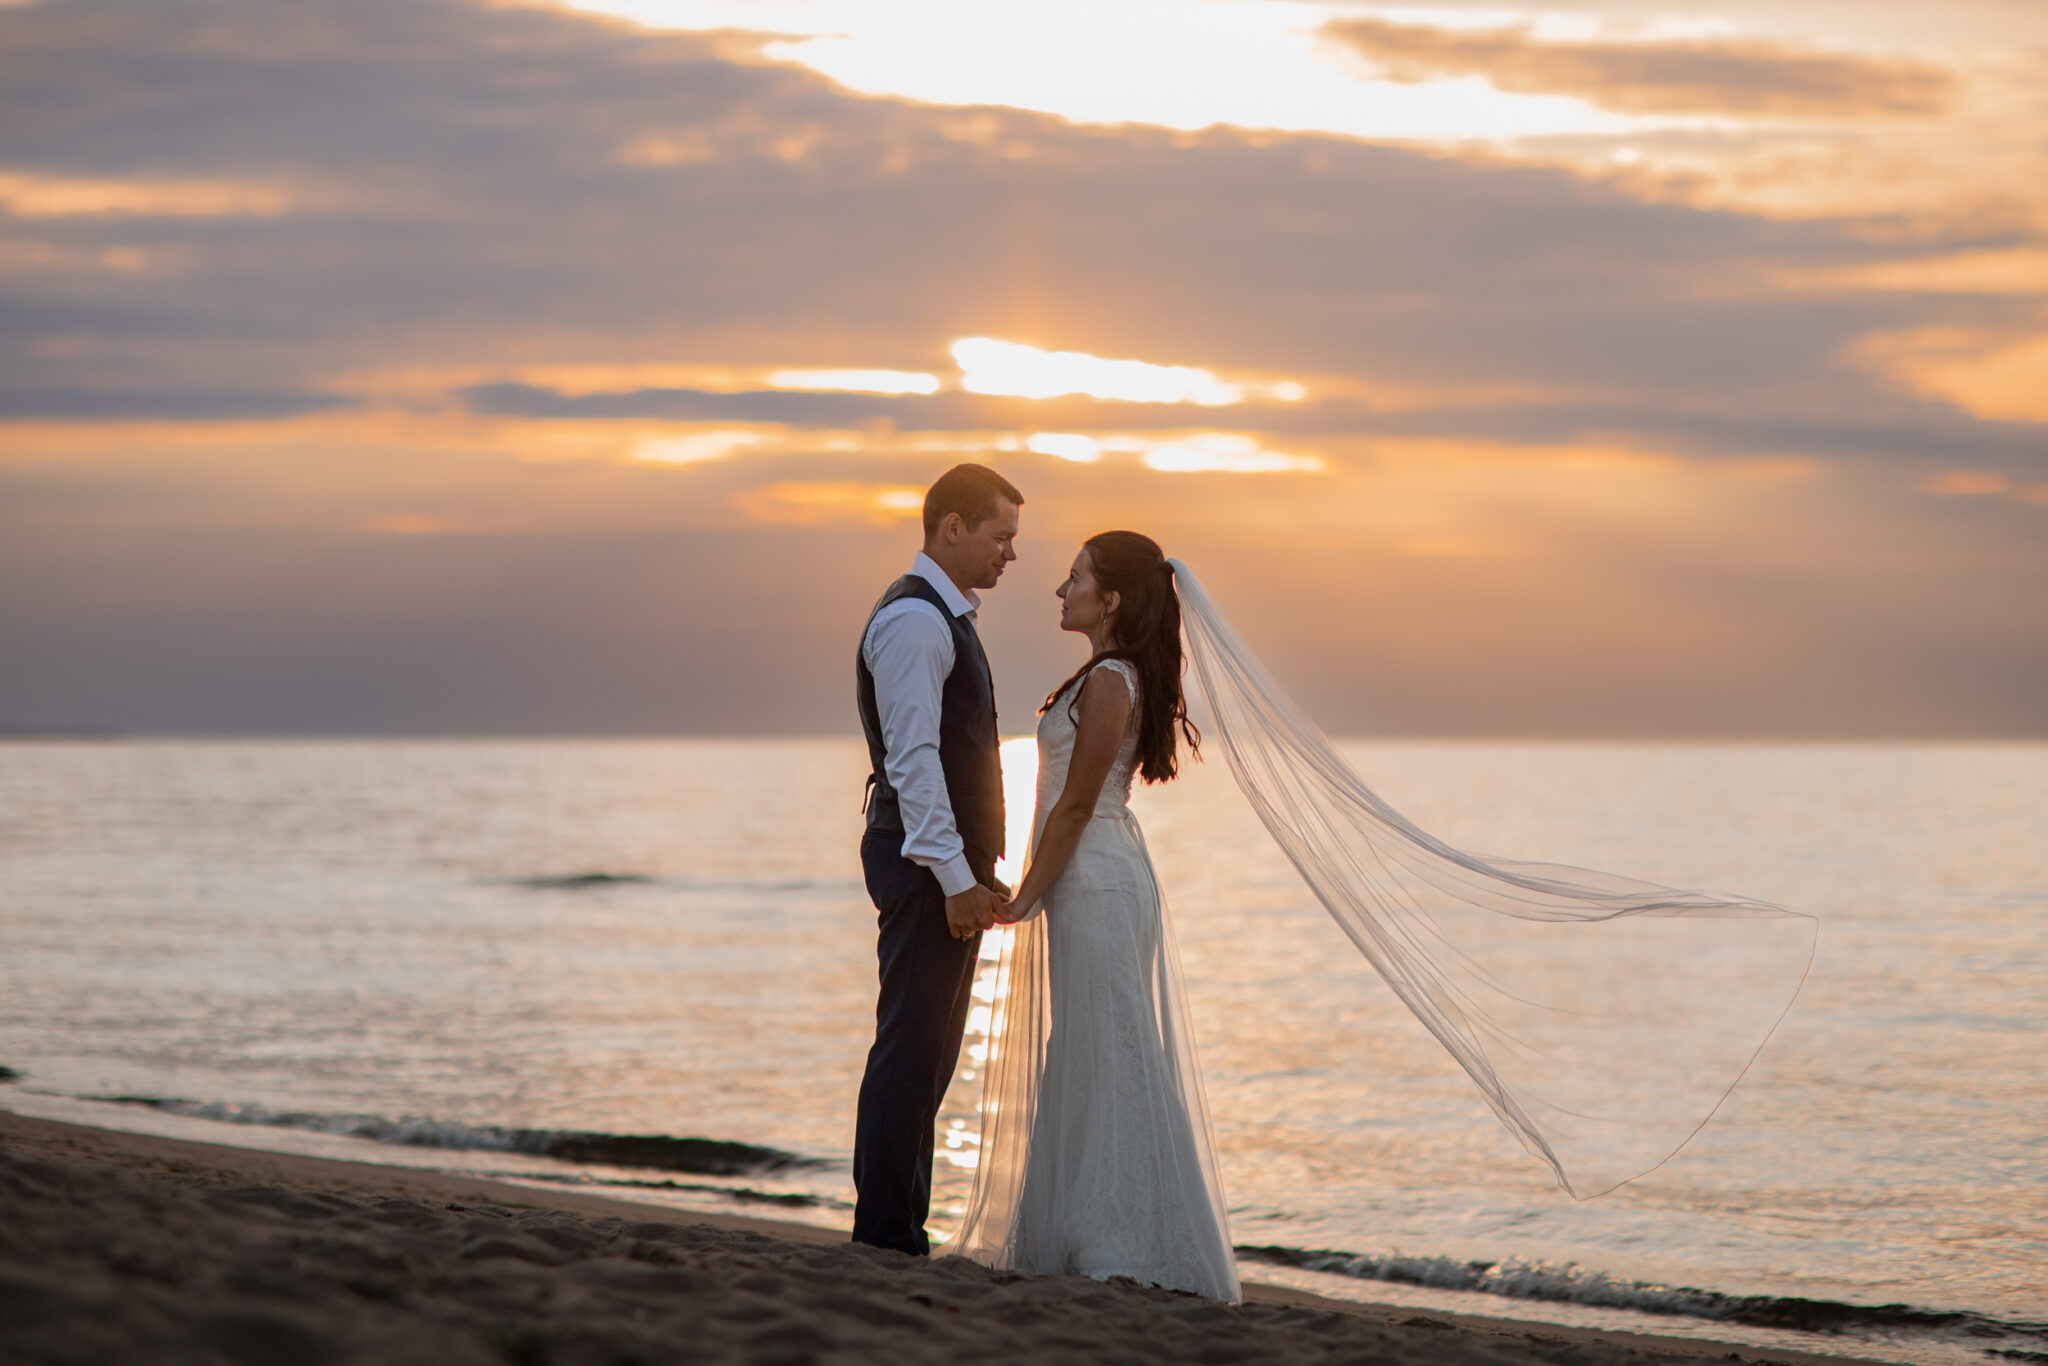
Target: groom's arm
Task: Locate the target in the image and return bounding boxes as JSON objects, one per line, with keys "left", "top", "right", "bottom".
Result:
{"left": 863, "top": 601, "right": 977, "bottom": 899}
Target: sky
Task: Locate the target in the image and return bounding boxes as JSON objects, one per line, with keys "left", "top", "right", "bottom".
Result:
{"left": 1, "top": 0, "right": 2043, "bottom": 737}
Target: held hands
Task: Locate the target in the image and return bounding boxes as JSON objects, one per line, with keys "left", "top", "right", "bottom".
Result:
{"left": 944, "top": 884, "right": 1000, "bottom": 942}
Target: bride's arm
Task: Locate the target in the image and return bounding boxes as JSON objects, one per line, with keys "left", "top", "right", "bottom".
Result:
{"left": 1000, "top": 668, "right": 1133, "bottom": 920}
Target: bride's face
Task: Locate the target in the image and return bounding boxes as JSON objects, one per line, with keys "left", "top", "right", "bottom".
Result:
{"left": 1056, "top": 548, "right": 1117, "bottom": 639}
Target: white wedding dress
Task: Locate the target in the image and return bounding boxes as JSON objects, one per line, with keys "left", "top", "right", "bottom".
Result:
{"left": 951, "top": 658, "right": 1240, "bottom": 1302}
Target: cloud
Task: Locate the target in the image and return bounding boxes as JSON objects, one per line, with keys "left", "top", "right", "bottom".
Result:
{"left": 447, "top": 380, "right": 2048, "bottom": 478}
{"left": 733, "top": 480, "right": 925, "bottom": 524}
{"left": 768, "top": 368, "right": 940, "bottom": 395}
{"left": 0, "top": 170, "right": 309, "bottom": 217}
{"left": 1858, "top": 327, "right": 2048, "bottom": 423}
{"left": 1129, "top": 433, "right": 1322, "bottom": 474}
{"left": 0, "top": 0, "right": 2020, "bottom": 438}
{"left": 0, "top": 387, "right": 354, "bottom": 420}
{"left": 1320, "top": 19, "right": 1959, "bottom": 119}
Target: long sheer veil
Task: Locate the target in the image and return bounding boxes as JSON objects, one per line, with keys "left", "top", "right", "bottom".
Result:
{"left": 1168, "top": 559, "right": 1816, "bottom": 1198}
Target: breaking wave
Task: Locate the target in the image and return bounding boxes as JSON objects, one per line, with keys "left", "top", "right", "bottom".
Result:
{"left": 1236, "top": 1245, "right": 2048, "bottom": 1357}
{"left": 95, "top": 1096, "right": 828, "bottom": 1177}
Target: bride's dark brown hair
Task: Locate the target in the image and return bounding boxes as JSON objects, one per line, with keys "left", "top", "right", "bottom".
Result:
{"left": 1041, "top": 531, "right": 1201, "bottom": 784}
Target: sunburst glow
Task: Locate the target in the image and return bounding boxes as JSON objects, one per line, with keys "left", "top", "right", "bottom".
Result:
{"left": 953, "top": 338, "right": 1242, "bottom": 405}
{"left": 1025, "top": 432, "right": 1103, "bottom": 463}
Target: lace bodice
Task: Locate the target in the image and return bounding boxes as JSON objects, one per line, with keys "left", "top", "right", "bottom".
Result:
{"left": 1034, "top": 658, "right": 1141, "bottom": 821}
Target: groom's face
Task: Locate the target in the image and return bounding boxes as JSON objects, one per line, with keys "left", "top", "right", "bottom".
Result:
{"left": 956, "top": 498, "right": 1021, "bottom": 591}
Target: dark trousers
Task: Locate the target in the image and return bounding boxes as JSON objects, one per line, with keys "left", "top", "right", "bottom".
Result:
{"left": 850, "top": 828, "right": 986, "bottom": 1255}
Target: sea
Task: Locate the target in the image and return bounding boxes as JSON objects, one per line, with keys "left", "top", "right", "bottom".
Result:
{"left": 1, "top": 738, "right": 2042, "bottom": 1364}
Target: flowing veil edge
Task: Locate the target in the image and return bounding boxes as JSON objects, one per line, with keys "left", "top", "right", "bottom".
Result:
{"left": 1165, "top": 557, "right": 1816, "bottom": 1199}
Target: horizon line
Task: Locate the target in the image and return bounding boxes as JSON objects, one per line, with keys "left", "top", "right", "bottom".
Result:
{"left": 3, "top": 728, "right": 2042, "bottom": 747}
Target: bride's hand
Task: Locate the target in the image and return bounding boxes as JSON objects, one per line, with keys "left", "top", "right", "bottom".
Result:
{"left": 993, "top": 889, "right": 1046, "bottom": 924}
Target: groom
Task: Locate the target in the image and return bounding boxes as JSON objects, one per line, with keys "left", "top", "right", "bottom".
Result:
{"left": 852, "top": 462, "right": 1023, "bottom": 1256}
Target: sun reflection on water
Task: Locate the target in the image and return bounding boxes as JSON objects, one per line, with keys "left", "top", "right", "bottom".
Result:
{"left": 992, "top": 735, "right": 1039, "bottom": 894}
{"left": 934, "top": 735, "right": 1042, "bottom": 1198}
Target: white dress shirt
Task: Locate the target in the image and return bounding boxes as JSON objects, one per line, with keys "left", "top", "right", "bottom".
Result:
{"left": 862, "top": 552, "right": 983, "bottom": 898}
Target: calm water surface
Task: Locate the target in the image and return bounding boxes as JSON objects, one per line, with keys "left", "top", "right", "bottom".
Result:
{"left": 1, "top": 739, "right": 2042, "bottom": 1363}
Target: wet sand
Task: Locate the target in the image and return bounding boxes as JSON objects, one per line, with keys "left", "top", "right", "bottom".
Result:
{"left": 0, "top": 1110, "right": 1889, "bottom": 1366}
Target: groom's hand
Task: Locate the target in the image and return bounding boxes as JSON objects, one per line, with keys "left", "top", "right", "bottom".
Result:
{"left": 945, "top": 885, "right": 998, "bottom": 941}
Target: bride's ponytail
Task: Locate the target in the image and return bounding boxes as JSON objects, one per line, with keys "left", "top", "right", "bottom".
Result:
{"left": 1040, "top": 530, "right": 1200, "bottom": 784}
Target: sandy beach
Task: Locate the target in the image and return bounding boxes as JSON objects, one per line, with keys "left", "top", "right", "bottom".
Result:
{"left": 0, "top": 1110, "right": 1896, "bottom": 1366}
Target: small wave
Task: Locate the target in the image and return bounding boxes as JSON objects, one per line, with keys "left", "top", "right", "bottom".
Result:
{"left": 0, "top": 1065, "right": 20, "bottom": 1083}
{"left": 506, "top": 873, "right": 660, "bottom": 891}
{"left": 95, "top": 1096, "right": 827, "bottom": 1177}
{"left": 1236, "top": 1245, "right": 2048, "bottom": 1351}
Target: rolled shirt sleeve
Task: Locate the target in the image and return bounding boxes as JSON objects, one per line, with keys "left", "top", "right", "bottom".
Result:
{"left": 863, "top": 599, "right": 978, "bottom": 898}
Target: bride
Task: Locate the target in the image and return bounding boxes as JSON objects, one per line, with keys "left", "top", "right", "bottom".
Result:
{"left": 949, "top": 532, "right": 1815, "bottom": 1302}
{"left": 950, "top": 530, "right": 1238, "bottom": 1300}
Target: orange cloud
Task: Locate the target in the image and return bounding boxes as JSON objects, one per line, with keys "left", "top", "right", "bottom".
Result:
{"left": 0, "top": 170, "right": 307, "bottom": 217}
{"left": 732, "top": 480, "right": 924, "bottom": 525}
{"left": 1775, "top": 249, "right": 2048, "bottom": 297}
{"left": 1320, "top": 19, "right": 1958, "bottom": 119}
{"left": 768, "top": 369, "right": 941, "bottom": 396}
{"left": 1859, "top": 328, "right": 2048, "bottom": 423}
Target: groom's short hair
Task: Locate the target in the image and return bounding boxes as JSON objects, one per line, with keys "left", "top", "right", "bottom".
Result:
{"left": 923, "top": 463, "right": 1023, "bottom": 540}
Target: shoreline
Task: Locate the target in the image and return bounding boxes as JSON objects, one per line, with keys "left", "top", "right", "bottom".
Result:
{"left": 2, "top": 1109, "right": 1898, "bottom": 1366}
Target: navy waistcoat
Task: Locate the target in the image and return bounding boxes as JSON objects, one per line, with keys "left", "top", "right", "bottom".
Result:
{"left": 856, "top": 574, "right": 1005, "bottom": 871}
